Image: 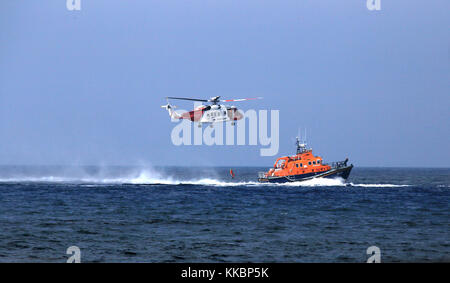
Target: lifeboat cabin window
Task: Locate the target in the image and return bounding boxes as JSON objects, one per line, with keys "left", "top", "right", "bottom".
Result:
{"left": 317, "top": 160, "right": 321, "bottom": 164}
{"left": 275, "top": 159, "right": 286, "bottom": 168}
{"left": 308, "top": 162, "right": 311, "bottom": 165}
{"left": 300, "top": 163, "right": 303, "bottom": 167}
{"left": 313, "top": 161, "right": 316, "bottom": 165}
{"left": 296, "top": 164, "right": 299, "bottom": 168}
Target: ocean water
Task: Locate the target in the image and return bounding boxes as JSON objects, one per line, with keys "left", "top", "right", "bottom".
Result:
{"left": 0, "top": 166, "right": 448, "bottom": 262}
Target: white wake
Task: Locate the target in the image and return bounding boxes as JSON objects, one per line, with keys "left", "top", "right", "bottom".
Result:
{"left": 348, "top": 182, "right": 409, "bottom": 188}
{"left": 0, "top": 169, "right": 410, "bottom": 188}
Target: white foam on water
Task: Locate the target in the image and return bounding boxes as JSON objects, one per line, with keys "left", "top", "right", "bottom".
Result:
{"left": 349, "top": 183, "right": 410, "bottom": 188}
{"left": 180, "top": 178, "right": 260, "bottom": 186}
{"left": 119, "top": 172, "right": 261, "bottom": 186}
{"left": 0, "top": 170, "right": 245, "bottom": 186}
{"left": 437, "top": 185, "right": 450, "bottom": 188}
{"left": 108, "top": 170, "right": 178, "bottom": 185}
{"left": 0, "top": 169, "right": 411, "bottom": 188}
{"left": 0, "top": 176, "right": 74, "bottom": 183}
{"left": 100, "top": 171, "right": 348, "bottom": 187}
{"left": 115, "top": 174, "right": 349, "bottom": 187}
{"left": 0, "top": 169, "right": 170, "bottom": 185}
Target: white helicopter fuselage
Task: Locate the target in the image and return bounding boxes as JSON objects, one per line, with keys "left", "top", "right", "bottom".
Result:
{"left": 200, "top": 105, "right": 230, "bottom": 123}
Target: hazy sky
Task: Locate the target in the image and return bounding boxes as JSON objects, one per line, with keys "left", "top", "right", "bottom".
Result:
{"left": 1, "top": 0, "right": 449, "bottom": 167}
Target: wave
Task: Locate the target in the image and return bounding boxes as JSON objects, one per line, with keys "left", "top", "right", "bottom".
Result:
{"left": 0, "top": 169, "right": 343, "bottom": 187}
{"left": 163, "top": 177, "right": 347, "bottom": 187}
{"left": 0, "top": 169, "right": 410, "bottom": 188}
{"left": 0, "top": 170, "right": 171, "bottom": 185}
{"left": 348, "top": 183, "right": 409, "bottom": 188}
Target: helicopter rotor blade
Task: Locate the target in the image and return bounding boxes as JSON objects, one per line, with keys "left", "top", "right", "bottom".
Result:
{"left": 220, "top": 97, "right": 263, "bottom": 102}
{"left": 166, "top": 97, "right": 208, "bottom": 102}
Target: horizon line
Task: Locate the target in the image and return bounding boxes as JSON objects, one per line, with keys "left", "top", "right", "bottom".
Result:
{"left": 0, "top": 164, "right": 449, "bottom": 169}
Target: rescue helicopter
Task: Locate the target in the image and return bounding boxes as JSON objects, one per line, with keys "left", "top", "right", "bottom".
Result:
{"left": 161, "top": 96, "right": 262, "bottom": 127}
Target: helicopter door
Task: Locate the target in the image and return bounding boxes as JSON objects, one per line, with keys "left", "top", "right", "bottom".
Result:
{"left": 219, "top": 106, "right": 228, "bottom": 121}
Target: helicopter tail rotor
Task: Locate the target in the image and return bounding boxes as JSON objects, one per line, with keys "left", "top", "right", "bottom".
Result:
{"left": 161, "top": 102, "right": 180, "bottom": 119}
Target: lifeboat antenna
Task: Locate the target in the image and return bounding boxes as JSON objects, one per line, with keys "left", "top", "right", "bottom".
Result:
{"left": 304, "top": 128, "right": 307, "bottom": 144}
{"left": 304, "top": 128, "right": 311, "bottom": 150}
{"left": 296, "top": 128, "right": 308, "bottom": 154}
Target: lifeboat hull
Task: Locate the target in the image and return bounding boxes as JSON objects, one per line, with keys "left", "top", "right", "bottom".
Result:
{"left": 258, "top": 165, "right": 353, "bottom": 183}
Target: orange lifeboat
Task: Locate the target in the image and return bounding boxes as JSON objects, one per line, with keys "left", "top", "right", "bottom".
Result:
{"left": 258, "top": 137, "right": 353, "bottom": 183}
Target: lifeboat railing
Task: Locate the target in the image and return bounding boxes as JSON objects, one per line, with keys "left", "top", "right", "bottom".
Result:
{"left": 324, "top": 159, "right": 349, "bottom": 169}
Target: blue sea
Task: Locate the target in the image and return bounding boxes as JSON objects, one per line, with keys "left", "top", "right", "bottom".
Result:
{"left": 0, "top": 166, "right": 448, "bottom": 262}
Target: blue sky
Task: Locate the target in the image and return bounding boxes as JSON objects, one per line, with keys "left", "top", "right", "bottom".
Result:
{"left": 1, "top": 0, "right": 449, "bottom": 167}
